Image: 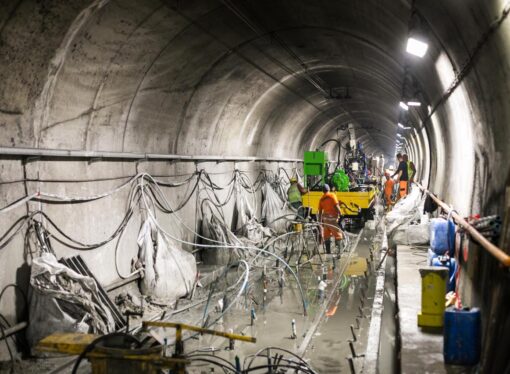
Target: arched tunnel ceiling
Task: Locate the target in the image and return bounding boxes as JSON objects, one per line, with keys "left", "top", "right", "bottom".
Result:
{"left": 1, "top": 0, "right": 418, "bottom": 160}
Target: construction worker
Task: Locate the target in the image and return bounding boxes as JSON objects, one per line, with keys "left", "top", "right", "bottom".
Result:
{"left": 403, "top": 154, "right": 416, "bottom": 186}
{"left": 318, "top": 184, "right": 344, "bottom": 255}
{"left": 287, "top": 177, "right": 308, "bottom": 210}
{"left": 391, "top": 153, "right": 408, "bottom": 200}
{"left": 384, "top": 172, "right": 395, "bottom": 210}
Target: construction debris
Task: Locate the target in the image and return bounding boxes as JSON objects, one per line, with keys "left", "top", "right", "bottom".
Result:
{"left": 136, "top": 216, "right": 197, "bottom": 305}
{"left": 26, "top": 253, "right": 116, "bottom": 349}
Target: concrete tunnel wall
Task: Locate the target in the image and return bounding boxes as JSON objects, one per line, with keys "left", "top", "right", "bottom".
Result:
{"left": 1, "top": 0, "right": 510, "bottom": 369}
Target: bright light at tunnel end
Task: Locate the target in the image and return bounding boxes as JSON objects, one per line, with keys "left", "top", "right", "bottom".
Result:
{"left": 407, "top": 101, "right": 421, "bottom": 107}
{"left": 406, "top": 37, "right": 429, "bottom": 58}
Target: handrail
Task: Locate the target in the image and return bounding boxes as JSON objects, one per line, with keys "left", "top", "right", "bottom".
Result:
{"left": 415, "top": 182, "right": 510, "bottom": 267}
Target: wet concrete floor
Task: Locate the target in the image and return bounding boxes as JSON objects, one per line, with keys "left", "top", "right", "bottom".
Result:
{"left": 15, "top": 222, "right": 392, "bottom": 374}
{"left": 304, "top": 229, "right": 381, "bottom": 373}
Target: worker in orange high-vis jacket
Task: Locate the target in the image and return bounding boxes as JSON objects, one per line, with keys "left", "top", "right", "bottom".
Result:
{"left": 391, "top": 153, "right": 408, "bottom": 200}
{"left": 318, "top": 184, "right": 344, "bottom": 255}
{"left": 384, "top": 172, "right": 395, "bottom": 210}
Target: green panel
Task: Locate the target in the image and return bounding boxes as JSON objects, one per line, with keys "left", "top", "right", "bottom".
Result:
{"left": 303, "top": 151, "right": 327, "bottom": 176}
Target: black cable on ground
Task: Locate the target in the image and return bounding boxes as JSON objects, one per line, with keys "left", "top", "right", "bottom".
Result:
{"left": 71, "top": 332, "right": 141, "bottom": 374}
{"left": 0, "top": 314, "right": 16, "bottom": 373}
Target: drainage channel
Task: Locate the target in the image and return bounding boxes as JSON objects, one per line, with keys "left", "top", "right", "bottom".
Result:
{"left": 303, "top": 225, "right": 384, "bottom": 373}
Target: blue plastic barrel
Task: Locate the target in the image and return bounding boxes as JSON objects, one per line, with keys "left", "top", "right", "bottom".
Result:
{"left": 444, "top": 307, "right": 481, "bottom": 366}
{"left": 430, "top": 218, "right": 450, "bottom": 255}
{"left": 448, "top": 219, "right": 456, "bottom": 256}
{"left": 427, "top": 247, "right": 438, "bottom": 266}
{"left": 431, "top": 256, "right": 456, "bottom": 292}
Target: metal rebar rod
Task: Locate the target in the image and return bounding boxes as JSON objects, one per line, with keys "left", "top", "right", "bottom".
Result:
{"left": 0, "top": 321, "right": 27, "bottom": 341}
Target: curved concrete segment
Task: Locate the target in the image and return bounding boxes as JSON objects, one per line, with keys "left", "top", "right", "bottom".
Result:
{"left": 1, "top": 0, "right": 510, "bottom": 371}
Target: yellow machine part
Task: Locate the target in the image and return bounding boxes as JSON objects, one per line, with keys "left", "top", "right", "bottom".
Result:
{"left": 36, "top": 324, "right": 256, "bottom": 374}
{"left": 36, "top": 333, "right": 189, "bottom": 374}
{"left": 301, "top": 189, "right": 376, "bottom": 216}
{"left": 36, "top": 332, "right": 98, "bottom": 355}
{"left": 345, "top": 256, "right": 368, "bottom": 276}
{"left": 417, "top": 267, "right": 449, "bottom": 327}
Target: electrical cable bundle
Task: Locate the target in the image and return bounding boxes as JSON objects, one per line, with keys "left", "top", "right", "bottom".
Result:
{"left": 1, "top": 168, "right": 314, "bottom": 351}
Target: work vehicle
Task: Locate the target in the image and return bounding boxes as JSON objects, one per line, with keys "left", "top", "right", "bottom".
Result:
{"left": 301, "top": 125, "right": 380, "bottom": 225}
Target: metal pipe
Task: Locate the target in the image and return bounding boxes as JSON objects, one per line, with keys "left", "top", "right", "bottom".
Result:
{"left": 104, "top": 273, "right": 141, "bottom": 292}
{"left": 142, "top": 321, "right": 257, "bottom": 344}
{"left": 415, "top": 182, "right": 510, "bottom": 267}
{"left": 0, "top": 321, "right": 28, "bottom": 341}
{"left": 0, "top": 146, "right": 301, "bottom": 163}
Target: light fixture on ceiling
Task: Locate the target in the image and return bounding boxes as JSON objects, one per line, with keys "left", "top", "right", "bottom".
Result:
{"left": 407, "top": 101, "right": 421, "bottom": 107}
{"left": 399, "top": 101, "right": 409, "bottom": 111}
{"left": 406, "top": 37, "right": 428, "bottom": 58}
{"left": 397, "top": 122, "right": 412, "bottom": 130}
{"left": 396, "top": 133, "right": 403, "bottom": 138}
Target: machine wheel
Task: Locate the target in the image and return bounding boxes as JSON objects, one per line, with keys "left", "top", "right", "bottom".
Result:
{"left": 364, "top": 207, "right": 375, "bottom": 221}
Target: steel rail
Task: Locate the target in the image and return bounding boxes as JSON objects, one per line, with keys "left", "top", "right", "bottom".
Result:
{"left": 0, "top": 146, "right": 302, "bottom": 163}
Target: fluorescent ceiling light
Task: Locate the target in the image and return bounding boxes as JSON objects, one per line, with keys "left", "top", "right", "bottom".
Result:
{"left": 407, "top": 101, "right": 421, "bottom": 107}
{"left": 399, "top": 101, "right": 409, "bottom": 110}
{"left": 398, "top": 122, "right": 412, "bottom": 130}
{"left": 406, "top": 37, "right": 429, "bottom": 58}
{"left": 396, "top": 133, "right": 403, "bottom": 138}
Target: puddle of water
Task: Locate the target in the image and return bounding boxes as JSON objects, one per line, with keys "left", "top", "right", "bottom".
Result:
{"left": 304, "top": 236, "right": 379, "bottom": 373}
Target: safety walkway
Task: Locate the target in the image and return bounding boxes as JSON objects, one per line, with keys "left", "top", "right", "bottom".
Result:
{"left": 396, "top": 245, "right": 446, "bottom": 374}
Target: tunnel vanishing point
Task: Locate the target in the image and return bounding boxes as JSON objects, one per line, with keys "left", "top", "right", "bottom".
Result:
{"left": 1, "top": 1, "right": 510, "bottom": 373}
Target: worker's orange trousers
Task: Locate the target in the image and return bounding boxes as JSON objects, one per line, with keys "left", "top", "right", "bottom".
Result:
{"left": 399, "top": 181, "right": 408, "bottom": 198}
{"left": 321, "top": 215, "right": 343, "bottom": 241}
{"left": 385, "top": 192, "right": 393, "bottom": 207}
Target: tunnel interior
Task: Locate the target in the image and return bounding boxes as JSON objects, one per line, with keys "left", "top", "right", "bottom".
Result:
{"left": 1, "top": 0, "right": 510, "bottom": 372}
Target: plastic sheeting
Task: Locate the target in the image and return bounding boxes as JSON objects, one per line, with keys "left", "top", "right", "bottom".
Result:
{"left": 233, "top": 181, "right": 271, "bottom": 242}
{"left": 385, "top": 188, "right": 424, "bottom": 234}
{"left": 392, "top": 223, "right": 430, "bottom": 245}
{"left": 201, "top": 213, "right": 243, "bottom": 265}
{"left": 26, "top": 253, "right": 115, "bottom": 348}
{"left": 137, "top": 216, "right": 197, "bottom": 304}
{"left": 233, "top": 182, "right": 255, "bottom": 237}
{"left": 261, "top": 182, "right": 291, "bottom": 234}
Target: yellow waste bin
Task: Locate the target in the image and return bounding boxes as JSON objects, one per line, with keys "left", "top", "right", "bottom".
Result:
{"left": 417, "top": 267, "right": 449, "bottom": 328}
